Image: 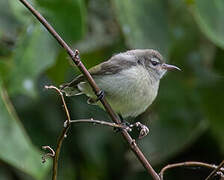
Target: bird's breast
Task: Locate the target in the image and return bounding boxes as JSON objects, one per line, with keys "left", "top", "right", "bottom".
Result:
{"left": 95, "top": 65, "right": 160, "bottom": 117}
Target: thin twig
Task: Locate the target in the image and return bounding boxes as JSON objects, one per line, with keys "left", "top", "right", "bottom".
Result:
{"left": 159, "top": 161, "right": 224, "bottom": 180}
{"left": 70, "top": 119, "right": 131, "bottom": 131}
{"left": 45, "top": 85, "right": 71, "bottom": 124}
{"left": 42, "top": 146, "right": 55, "bottom": 163}
{"left": 205, "top": 160, "right": 224, "bottom": 180}
{"left": 18, "top": 1, "right": 160, "bottom": 180}
{"left": 45, "top": 85, "right": 72, "bottom": 180}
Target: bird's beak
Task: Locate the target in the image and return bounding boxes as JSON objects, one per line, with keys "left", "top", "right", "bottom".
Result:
{"left": 161, "top": 63, "right": 181, "bottom": 71}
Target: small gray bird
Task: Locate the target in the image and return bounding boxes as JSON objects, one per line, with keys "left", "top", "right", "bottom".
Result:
{"left": 60, "top": 49, "right": 180, "bottom": 118}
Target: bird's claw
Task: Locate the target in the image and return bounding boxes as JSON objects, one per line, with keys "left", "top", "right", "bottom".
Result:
{"left": 96, "top": 90, "right": 104, "bottom": 101}
{"left": 87, "top": 90, "right": 105, "bottom": 104}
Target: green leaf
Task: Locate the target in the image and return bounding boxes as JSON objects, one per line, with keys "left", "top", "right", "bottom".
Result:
{"left": 191, "top": 0, "right": 224, "bottom": 49}
{"left": 200, "top": 85, "right": 224, "bottom": 152}
{"left": 36, "top": 0, "right": 86, "bottom": 44}
{"left": 113, "top": 0, "right": 170, "bottom": 56}
{"left": 0, "top": 0, "right": 23, "bottom": 41}
{"left": 8, "top": 24, "right": 57, "bottom": 96}
{"left": 199, "top": 50, "right": 224, "bottom": 152}
{"left": 47, "top": 50, "right": 70, "bottom": 85}
{"left": 8, "top": 0, "right": 33, "bottom": 25}
{"left": 0, "top": 60, "right": 10, "bottom": 81}
{"left": 0, "top": 81, "right": 51, "bottom": 179}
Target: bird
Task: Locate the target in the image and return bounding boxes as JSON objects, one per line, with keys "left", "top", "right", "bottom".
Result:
{"left": 60, "top": 49, "right": 180, "bottom": 119}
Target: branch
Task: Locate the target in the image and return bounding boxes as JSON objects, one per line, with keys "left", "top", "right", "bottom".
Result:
{"left": 70, "top": 119, "right": 132, "bottom": 131}
{"left": 18, "top": 0, "right": 160, "bottom": 180}
{"left": 45, "top": 85, "right": 71, "bottom": 123}
{"left": 205, "top": 160, "right": 224, "bottom": 180}
{"left": 159, "top": 161, "right": 224, "bottom": 180}
{"left": 42, "top": 146, "right": 55, "bottom": 163}
{"left": 44, "top": 86, "right": 132, "bottom": 180}
{"left": 45, "top": 85, "right": 72, "bottom": 180}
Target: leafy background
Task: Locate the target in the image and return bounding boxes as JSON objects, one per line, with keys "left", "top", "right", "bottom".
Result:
{"left": 0, "top": 0, "right": 224, "bottom": 179}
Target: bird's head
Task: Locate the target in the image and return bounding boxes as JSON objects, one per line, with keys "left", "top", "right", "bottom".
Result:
{"left": 129, "top": 49, "right": 181, "bottom": 80}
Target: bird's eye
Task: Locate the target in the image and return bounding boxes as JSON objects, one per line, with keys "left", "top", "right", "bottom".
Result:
{"left": 150, "top": 60, "right": 159, "bottom": 66}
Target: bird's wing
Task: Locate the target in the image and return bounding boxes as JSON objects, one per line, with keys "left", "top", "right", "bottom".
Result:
{"left": 59, "top": 62, "right": 107, "bottom": 90}
{"left": 89, "top": 55, "right": 137, "bottom": 75}
{"left": 60, "top": 54, "right": 136, "bottom": 96}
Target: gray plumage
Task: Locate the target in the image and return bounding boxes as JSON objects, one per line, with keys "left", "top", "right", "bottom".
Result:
{"left": 60, "top": 49, "right": 180, "bottom": 118}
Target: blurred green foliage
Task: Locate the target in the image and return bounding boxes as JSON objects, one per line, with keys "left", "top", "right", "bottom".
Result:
{"left": 0, "top": 0, "right": 224, "bottom": 179}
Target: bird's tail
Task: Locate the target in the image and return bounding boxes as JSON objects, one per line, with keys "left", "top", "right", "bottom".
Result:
{"left": 59, "top": 83, "right": 83, "bottom": 96}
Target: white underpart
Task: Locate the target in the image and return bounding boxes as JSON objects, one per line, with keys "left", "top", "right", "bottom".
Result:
{"left": 78, "top": 65, "right": 160, "bottom": 118}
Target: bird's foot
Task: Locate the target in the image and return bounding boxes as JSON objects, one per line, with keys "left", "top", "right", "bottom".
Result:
{"left": 87, "top": 90, "right": 104, "bottom": 104}
{"left": 96, "top": 90, "right": 104, "bottom": 101}
{"left": 113, "top": 121, "right": 132, "bottom": 132}
{"left": 129, "top": 122, "right": 149, "bottom": 139}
